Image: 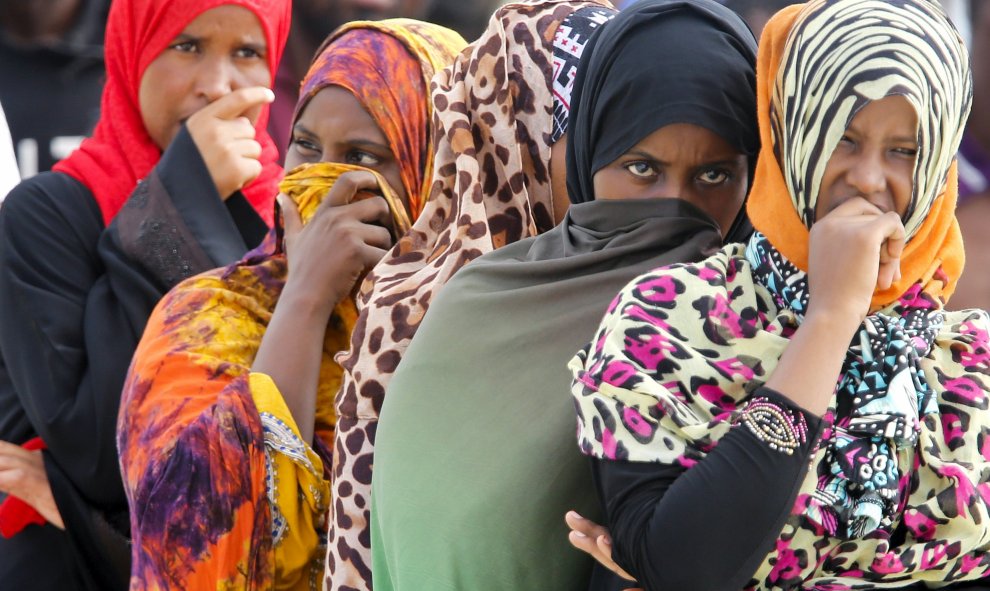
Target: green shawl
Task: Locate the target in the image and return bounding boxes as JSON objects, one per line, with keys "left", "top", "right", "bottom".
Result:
{"left": 370, "top": 198, "right": 724, "bottom": 590}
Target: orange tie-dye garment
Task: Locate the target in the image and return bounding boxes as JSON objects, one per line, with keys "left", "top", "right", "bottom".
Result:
{"left": 116, "top": 20, "right": 464, "bottom": 591}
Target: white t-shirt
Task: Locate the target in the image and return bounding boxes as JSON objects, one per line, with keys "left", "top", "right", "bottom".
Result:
{"left": 0, "top": 102, "right": 19, "bottom": 204}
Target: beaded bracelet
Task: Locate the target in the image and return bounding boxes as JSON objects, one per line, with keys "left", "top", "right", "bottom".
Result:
{"left": 738, "top": 396, "right": 809, "bottom": 455}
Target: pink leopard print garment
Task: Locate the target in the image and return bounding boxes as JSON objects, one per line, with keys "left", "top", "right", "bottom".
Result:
{"left": 325, "top": 1, "right": 613, "bottom": 588}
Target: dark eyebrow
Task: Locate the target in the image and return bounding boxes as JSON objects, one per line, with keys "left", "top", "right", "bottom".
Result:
{"left": 843, "top": 124, "right": 917, "bottom": 145}
{"left": 697, "top": 159, "right": 746, "bottom": 168}
{"left": 292, "top": 122, "right": 315, "bottom": 137}
{"left": 342, "top": 138, "right": 391, "bottom": 153}
{"left": 171, "top": 33, "right": 266, "bottom": 49}
{"left": 626, "top": 150, "right": 662, "bottom": 163}
{"left": 240, "top": 41, "right": 267, "bottom": 53}
{"left": 625, "top": 150, "right": 744, "bottom": 168}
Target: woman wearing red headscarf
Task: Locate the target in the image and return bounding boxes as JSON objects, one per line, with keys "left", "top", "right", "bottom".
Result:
{"left": 0, "top": 0, "right": 289, "bottom": 588}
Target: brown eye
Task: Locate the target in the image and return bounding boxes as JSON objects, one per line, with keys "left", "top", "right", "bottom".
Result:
{"left": 624, "top": 161, "right": 656, "bottom": 178}
{"left": 171, "top": 40, "right": 198, "bottom": 53}
{"left": 346, "top": 151, "right": 382, "bottom": 167}
{"left": 234, "top": 46, "right": 264, "bottom": 59}
{"left": 698, "top": 169, "right": 730, "bottom": 185}
{"left": 291, "top": 136, "right": 319, "bottom": 154}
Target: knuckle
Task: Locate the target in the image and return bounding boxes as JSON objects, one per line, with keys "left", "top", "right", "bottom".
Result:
{"left": 343, "top": 170, "right": 375, "bottom": 187}
{"left": 337, "top": 175, "right": 358, "bottom": 192}
{"left": 207, "top": 125, "right": 226, "bottom": 144}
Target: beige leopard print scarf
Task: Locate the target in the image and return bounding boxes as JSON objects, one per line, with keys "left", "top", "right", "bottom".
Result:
{"left": 325, "top": 2, "right": 613, "bottom": 589}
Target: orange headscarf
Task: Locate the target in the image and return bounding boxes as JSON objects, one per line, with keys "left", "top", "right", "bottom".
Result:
{"left": 746, "top": 1, "right": 971, "bottom": 310}
{"left": 292, "top": 20, "right": 466, "bottom": 220}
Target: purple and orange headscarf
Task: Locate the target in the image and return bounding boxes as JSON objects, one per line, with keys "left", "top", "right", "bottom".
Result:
{"left": 118, "top": 19, "right": 465, "bottom": 591}
{"left": 291, "top": 20, "right": 466, "bottom": 219}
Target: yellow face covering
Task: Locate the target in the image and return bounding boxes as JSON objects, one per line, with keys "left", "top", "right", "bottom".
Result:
{"left": 278, "top": 162, "right": 414, "bottom": 235}
{"left": 253, "top": 162, "right": 418, "bottom": 590}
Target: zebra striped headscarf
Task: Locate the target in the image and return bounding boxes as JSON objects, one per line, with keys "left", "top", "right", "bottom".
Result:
{"left": 772, "top": 0, "right": 972, "bottom": 239}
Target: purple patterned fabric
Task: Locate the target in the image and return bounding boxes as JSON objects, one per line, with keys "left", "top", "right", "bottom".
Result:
{"left": 958, "top": 133, "right": 990, "bottom": 206}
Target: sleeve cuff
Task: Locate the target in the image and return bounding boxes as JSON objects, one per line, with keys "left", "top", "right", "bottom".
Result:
{"left": 156, "top": 125, "right": 248, "bottom": 265}
{"left": 739, "top": 386, "right": 826, "bottom": 455}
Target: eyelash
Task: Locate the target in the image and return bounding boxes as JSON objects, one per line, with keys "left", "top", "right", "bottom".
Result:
{"left": 625, "top": 161, "right": 656, "bottom": 178}
{"left": 235, "top": 47, "right": 263, "bottom": 59}
{"left": 171, "top": 41, "right": 198, "bottom": 53}
{"left": 623, "top": 161, "right": 733, "bottom": 185}
{"left": 291, "top": 136, "right": 320, "bottom": 154}
{"left": 839, "top": 136, "right": 918, "bottom": 157}
{"left": 169, "top": 41, "right": 263, "bottom": 59}
{"left": 346, "top": 151, "right": 382, "bottom": 166}
{"left": 697, "top": 168, "right": 732, "bottom": 185}
{"left": 290, "top": 138, "right": 384, "bottom": 167}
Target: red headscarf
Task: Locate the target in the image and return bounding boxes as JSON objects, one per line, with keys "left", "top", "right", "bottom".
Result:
{"left": 53, "top": 0, "right": 291, "bottom": 227}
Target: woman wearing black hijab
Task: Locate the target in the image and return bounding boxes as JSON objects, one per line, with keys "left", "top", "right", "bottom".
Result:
{"left": 369, "top": 1, "right": 758, "bottom": 589}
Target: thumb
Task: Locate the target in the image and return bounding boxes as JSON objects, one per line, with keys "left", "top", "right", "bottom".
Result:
{"left": 878, "top": 211, "right": 906, "bottom": 259}
{"left": 278, "top": 194, "right": 302, "bottom": 249}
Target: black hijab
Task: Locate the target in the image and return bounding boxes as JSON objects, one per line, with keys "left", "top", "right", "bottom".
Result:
{"left": 565, "top": 0, "right": 758, "bottom": 240}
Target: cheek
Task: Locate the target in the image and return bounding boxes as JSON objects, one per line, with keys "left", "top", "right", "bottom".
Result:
{"left": 238, "top": 61, "right": 273, "bottom": 89}
{"left": 383, "top": 164, "right": 408, "bottom": 212}
{"left": 891, "top": 167, "right": 915, "bottom": 217}
{"left": 592, "top": 169, "right": 624, "bottom": 200}
{"left": 591, "top": 171, "right": 605, "bottom": 199}
{"left": 815, "top": 162, "right": 843, "bottom": 220}
{"left": 284, "top": 151, "right": 302, "bottom": 171}
{"left": 691, "top": 186, "right": 745, "bottom": 234}
{"left": 721, "top": 184, "right": 747, "bottom": 228}
{"left": 138, "top": 63, "right": 179, "bottom": 150}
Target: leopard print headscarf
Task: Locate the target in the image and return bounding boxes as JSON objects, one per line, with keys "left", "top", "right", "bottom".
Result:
{"left": 325, "top": 2, "right": 614, "bottom": 589}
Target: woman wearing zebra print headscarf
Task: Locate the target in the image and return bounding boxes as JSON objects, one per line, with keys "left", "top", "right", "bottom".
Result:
{"left": 567, "top": 1, "right": 990, "bottom": 589}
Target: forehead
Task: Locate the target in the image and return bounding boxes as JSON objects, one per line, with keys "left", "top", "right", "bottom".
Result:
{"left": 296, "top": 85, "right": 385, "bottom": 140}
{"left": 846, "top": 96, "right": 918, "bottom": 135}
{"left": 179, "top": 5, "right": 265, "bottom": 36}
{"left": 634, "top": 123, "right": 744, "bottom": 158}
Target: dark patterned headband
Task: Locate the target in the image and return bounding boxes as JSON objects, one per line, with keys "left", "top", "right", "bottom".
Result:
{"left": 551, "top": 6, "right": 616, "bottom": 144}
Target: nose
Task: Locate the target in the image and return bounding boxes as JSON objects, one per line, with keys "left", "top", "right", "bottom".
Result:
{"left": 844, "top": 148, "right": 887, "bottom": 199}
{"left": 193, "top": 56, "right": 235, "bottom": 104}
{"left": 651, "top": 177, "right": 688, "bottom": 201}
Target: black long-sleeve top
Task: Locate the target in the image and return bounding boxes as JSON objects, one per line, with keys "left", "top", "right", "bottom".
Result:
{"left": 590, "top": 387, "right": 990, "bottom": 591}
{"left": 0, "top": 126, "right": 268, "bottom": 591}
